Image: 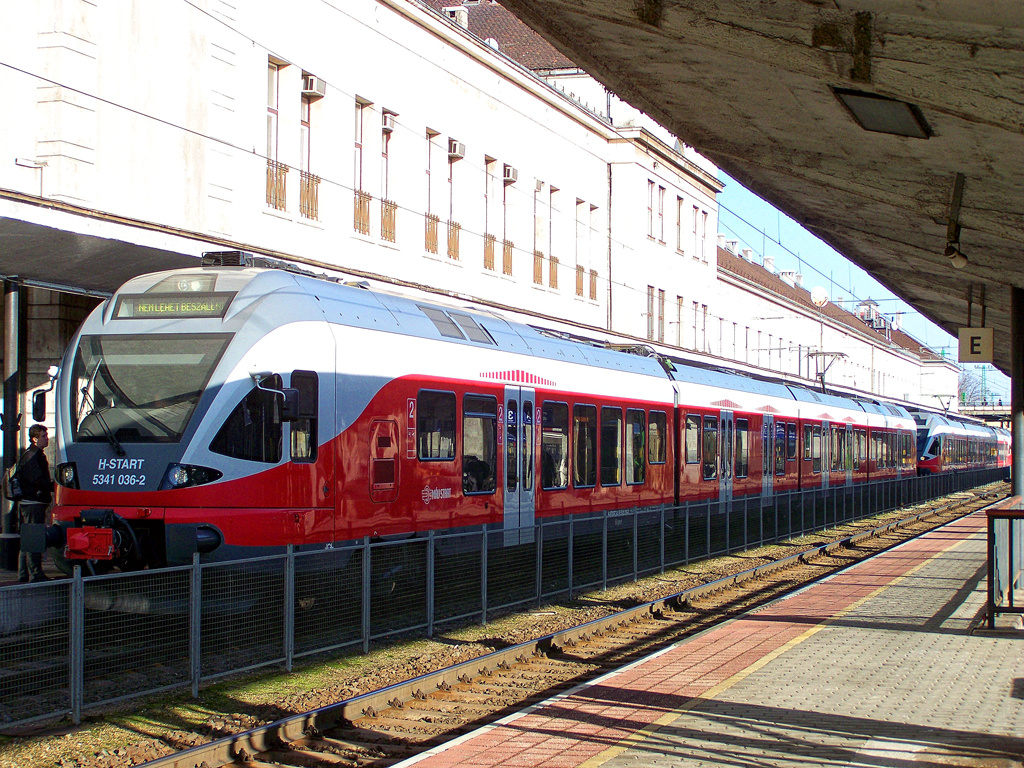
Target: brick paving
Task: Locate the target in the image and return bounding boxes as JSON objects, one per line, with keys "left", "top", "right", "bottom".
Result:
{"left": 398, "top": 513, "right": 1024, "bottom": 768}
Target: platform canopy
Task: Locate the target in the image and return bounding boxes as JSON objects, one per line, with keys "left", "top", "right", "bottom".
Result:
{"left": 499, "top": 0, "right": 1024, "bottom": 374}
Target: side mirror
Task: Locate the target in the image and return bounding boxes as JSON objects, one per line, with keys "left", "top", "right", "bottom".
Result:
{"left": 32, "top": 391, "right": 46, "bottom": 422}
{"left": 281, "top": 388, "right": 300, "bottom": 422}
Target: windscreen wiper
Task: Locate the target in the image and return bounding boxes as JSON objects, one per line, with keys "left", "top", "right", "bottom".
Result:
{"left": 80, "top": 389, "right": 126, "bottom": 457}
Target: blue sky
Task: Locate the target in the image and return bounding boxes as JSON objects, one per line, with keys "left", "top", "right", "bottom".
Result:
{"left": 716, "top": 173, "right": 1010, "bottom": 402}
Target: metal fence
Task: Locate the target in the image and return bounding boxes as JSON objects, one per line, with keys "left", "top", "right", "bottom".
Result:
{"left": 986, "top": 494, "right": 1024, "bottom": 628}
{"left": 0, "top": 468, "right": 1005, "bottom": 729}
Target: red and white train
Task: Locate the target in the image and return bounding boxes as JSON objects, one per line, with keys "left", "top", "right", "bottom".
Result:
{"left": 44, "top": 253, "right": 999, "bottom": 572}
{"left": 910, "top": 409, "right": 1010, "bottom": 475}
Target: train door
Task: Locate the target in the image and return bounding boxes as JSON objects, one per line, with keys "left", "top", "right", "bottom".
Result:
{"left": 719, "top": 410, "right": 734, "bottom": 511}
{"left": 762, "top": 414, "right": 774, "bottom": 499}
{"left": 503, "top": 386, "right": 536, "bottom": 546}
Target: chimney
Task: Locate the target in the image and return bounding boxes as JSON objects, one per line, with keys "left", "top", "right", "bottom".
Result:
{"left": 725, "top": 239, "right": 739, "bottom": 255}
{"left": 717, "top": 233, "right": 726, "bottom": 249}
{"left": 763, "top": 255, "right": 775, "bottom": 273}
{"left": 794, "top": 272, "right": 803, "bottom": 287}
{"left": 741, "top": 248, "right": 753, "bottom": 261}
{"left": 443, "top": 5, "right": 469, "bottom": 28}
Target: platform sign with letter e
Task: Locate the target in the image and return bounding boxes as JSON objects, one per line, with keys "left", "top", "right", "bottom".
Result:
{"left": 958, "top": 327, "right": 994, "bottom": 362}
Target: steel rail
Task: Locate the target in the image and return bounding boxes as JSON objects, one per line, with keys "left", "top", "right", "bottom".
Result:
{"left": 141, "top": 489, "right": 1002, "bottom": 768}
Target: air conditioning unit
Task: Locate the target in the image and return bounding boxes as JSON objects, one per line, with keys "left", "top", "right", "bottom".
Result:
{"left": 301, "top": 75, "right": 326, "bottom": 98}
{"left": 382, "top": 113, "right": 396, "bottom": 133}
{"left": 448, "top": 139, "right": 466, "bottom": 160}
{"left": 503, "top": 164, "right": 518, "bottom": 184}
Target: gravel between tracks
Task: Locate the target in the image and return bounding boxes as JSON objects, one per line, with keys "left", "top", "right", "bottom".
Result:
{"left": 0, "top": 484, "right": 1007, "bottom": 768}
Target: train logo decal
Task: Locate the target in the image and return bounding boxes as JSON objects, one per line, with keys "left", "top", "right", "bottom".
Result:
{"left": 480, "top": 370, "right": 556, "bottom": 386}
{"left": 421, "top": 485, "right": 453, "bottom": 505}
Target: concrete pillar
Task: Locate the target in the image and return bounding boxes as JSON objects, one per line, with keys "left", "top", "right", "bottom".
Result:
{"left": 1, "top": 279, "right": 21, "bottom": 569}
{"left": 1012, "top": 287, "right": 1024, "bottom": 497}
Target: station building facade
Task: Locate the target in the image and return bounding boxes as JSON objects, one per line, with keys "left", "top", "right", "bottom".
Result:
{"left": 0, "top": 0, "right": 959, "bottom": 445}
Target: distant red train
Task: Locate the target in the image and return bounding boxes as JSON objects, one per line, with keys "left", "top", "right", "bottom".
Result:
{"left": 42, "top": 253, "right": 1002, "bottom": 572}
{"left": 910, "top": 409, "right": 1010, "bottom": 475}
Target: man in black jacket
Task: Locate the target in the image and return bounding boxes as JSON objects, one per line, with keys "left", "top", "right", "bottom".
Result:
{"left": 17, "top": 424, "right": 52, "bottom": 583}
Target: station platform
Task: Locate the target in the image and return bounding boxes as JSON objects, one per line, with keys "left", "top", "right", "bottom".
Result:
{"left": 398, "top": 511, "right": 1024, "bottom": 768}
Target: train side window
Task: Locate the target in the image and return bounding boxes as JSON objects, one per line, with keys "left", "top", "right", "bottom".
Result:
{"left": 541, "top": 401, "right": 569, "bottom": 489}
{"left": 601, "top": 407, "right": 623, "bottom": 486}
{"left": 463, "top": 395, "right": 497, "bottom": 494}
{"left": 573, "top": 404, "right": 597, "bottom": 487}
{"left": 290, "top": 370, "right": 318, "bottom": 463}
{"left": 685, "top": 415, "right": 701, "bottom": 464}
{"left": 774, "top": 421, "right": 786, "bottom": 476}
{"left": 648, "top": 410, "right": 667, "bottom": 465}
{"left": 803, "top": 425, "right": 812, "bottom": 460}
{"left": 210, "top": 374, "right": 283, "bottom": 463}
{"left": 418, "top": 390, "right": 456, "bottom": 460}
{"left": 786, "top": 423, "right": 797, "bottom": 460}
{"left": 702, "top": 415, "right": 718, "bottom": 481}
{"left": 735, "top": 419, "right": 749, "bottom": 478}
{"left": 626, "top": 409, "right": 646, "bottom": 485}
{"left": 811, "top": 426, "right": 822, "bottom": 473}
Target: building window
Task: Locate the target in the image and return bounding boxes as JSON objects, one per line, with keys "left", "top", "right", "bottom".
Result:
{"left": 589, "top": 269, "right": 598, "bottom": 301}
{"left": 647, "top": 286, "right": 656, "bottom": 340}
{"left": 676, "top": 197, "right": 684, "bottom": 253}
{"left": 676, "top": 295, "right": 684, "bottom": 347}
{"left": 658, "top": 289, "right": 666, "bottom": 343}
{"left": 353, "top": 100, "right": 371, "bottom": 234}
{"left": 647, "top": 180, "right": 655, "bottom": 239}
{"left": 657, "top": 185, "right": 666, "bottom": 243}
{"left": 548, "top": 187, "right": 559, "bottom": 288}
{"left": 701, "top": 210, "right": 708, "bottom": 262}
{"left": 692, "top": 205, "right": 700, "bottom": 259}
{"left": 299, "top": 94, "right": 320, "bottom": 221}
{"left": 266, "top": 62, "right": 286, "bottom": 211}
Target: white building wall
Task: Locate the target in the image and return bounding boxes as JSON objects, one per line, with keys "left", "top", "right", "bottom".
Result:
{"left": 0, "top": 0, "right": 956, "bottom": 407}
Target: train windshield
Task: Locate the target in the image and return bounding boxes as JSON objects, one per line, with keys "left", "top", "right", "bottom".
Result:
{"left": 71, "top": 333, "right": 232, "bottom": 443}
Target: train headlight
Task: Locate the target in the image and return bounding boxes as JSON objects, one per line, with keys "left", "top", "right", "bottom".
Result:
{"left": 57, "top": 463, "right": 78, "bottom": 489}
{"left": 159, "top": 464, "right": 223, "bottom": 490}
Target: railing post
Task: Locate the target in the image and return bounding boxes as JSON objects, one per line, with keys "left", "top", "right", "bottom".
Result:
{"left": 284, "top": 546, "right": 294, "bottom": 672}
{"left": 659, "top": 506, "right": 665, "bottom": 574}
{"left": 632, "top": 509, "right": 638, "bottom": 582}
{"left": 567, "top": 516, "right": 574, "bottom": 599}
{"left": 70, "top": 566, "right": 84, "bottom": 724}
{"left": 535, "top": 522, "right": 543, "bottom": 607}
{"left": 481, "top": 524, "right": 488, "bottom": 625}
{"left": 427, "top": 530, "right": 435, "bottom": 637}
{"left": 190, "top": 553, "right": 201, "bottom": 698}
{"left": 602, "top": 510, "right": 608, "bottom": 592}
{"left": 988, "top": 513, "right": 997, "bottom": 629}
{"left": 362, "top": 536, "right": 371, "bottom": 653}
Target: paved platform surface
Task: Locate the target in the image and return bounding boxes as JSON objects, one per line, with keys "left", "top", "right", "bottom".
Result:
{"left": 398, "top": 512, "right": 1024, "bottom": 768}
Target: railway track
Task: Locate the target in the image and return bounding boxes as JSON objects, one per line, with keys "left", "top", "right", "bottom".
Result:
{"left": 131, "top": 483, "right": 1005, "bottom": 768}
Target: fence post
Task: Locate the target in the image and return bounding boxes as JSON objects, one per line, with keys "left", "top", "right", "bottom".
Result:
{"left": 659, "top": 506, "right": 665, "bottom": 574}
{"left": 284, "top": 545, "right": 294, "bottom": 672}
{"left": 190, "top": 553, "right": 201, "bottom": 698}
{"left": 481, "top": 524, "right": 488, "bottom": 625}
{"left": 535, "top": 522, "right": 543, "bottom": 607}
{"left": 632, "top": 509, "right": 638, "bottom": 582}
{"left": 602, "top": 509, "right": 608, "bottom": 592}
{"left": 567, "top": 516, "right": 574, "bottom": 599}
{"left": 362, "top": 536, "right": 371, "bottom": 653}
{"left": 427, "top": 530, "right": 435, "bottom": 637}
{"left": 70, "top": 566, "right": 84, "bottom": 724}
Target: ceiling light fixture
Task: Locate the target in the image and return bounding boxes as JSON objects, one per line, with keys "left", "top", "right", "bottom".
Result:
{"left": 945, "top": 172, "right": 968, "bottom": 269}
{"left": 834, "top": 88, "right": 932, "bottom": 139}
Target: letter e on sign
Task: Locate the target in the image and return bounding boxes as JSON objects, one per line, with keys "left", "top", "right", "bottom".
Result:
{"left": 958, "top": 327, "right": 994, "bottom": 363}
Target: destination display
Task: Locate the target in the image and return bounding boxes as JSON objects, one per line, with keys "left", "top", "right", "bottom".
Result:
{"left": 115, "top": 292, "right": 235, "bottom": 319}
